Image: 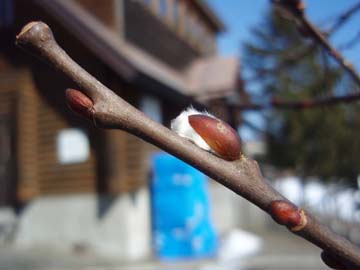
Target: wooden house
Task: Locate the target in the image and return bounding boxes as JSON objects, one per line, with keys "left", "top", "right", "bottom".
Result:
{"left": 0, "top": 0, "right": 242, "bottom": 257}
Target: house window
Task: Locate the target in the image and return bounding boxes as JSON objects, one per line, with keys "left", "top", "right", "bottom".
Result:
{"left": 0, "top": 0, "right": 13, "bottom": 27}
{"left": 56, "top": 128, "right": 90, "bottom": 164}
{"left": 140, "top": 94, "right": 162, "bottom": 123}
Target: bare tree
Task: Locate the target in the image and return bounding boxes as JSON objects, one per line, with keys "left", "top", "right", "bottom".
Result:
{"left": 272, "top": 0, "right": 360, "bottom": 88}
{"left": 233, "top": 92, "right": 360, "bottom": 111}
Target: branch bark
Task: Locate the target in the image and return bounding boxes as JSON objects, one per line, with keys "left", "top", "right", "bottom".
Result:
{"left": 16, "top": 21, "right": 360, "bottom": 269}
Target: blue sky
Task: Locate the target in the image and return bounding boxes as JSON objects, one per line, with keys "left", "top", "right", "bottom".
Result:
{"left": 206, "top": 1, "right": 360, "bottom": 140}
{"left": 206, "top": 1, "right": 360, "bottom": 63}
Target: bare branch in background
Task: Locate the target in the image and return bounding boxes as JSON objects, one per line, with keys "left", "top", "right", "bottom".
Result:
{"left": 248, "top": 2, "right": 360, "bottom": 83}
{"left": 338, "top": 30, "right": 360, "bottom": 51}
{"left": 234, "top": 92, "right": 360, "bottom": 111}
{"left": 272, "top": 0, "right": 360, "bottom": 88}
{"left": 326, "top": 2, "right": 360, "bottom": 36}
{"left": 320, "top": 48, "right": 331, "bottom": 94}
{"left": 16, "top": 21, "right": 360, "bottom": 270}
{"left": 245, "top": 45, "right": 317, "bottom": 83}
{"left": 242, "top": 118, "right": 272, "bottom": 136}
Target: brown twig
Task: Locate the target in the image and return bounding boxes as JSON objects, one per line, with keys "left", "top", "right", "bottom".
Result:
{"left": 326, "top": 2, "right": 360, "bottom": 36}
{"left": 273, "top": 0, "right": 360, "bottom": 88}
{"left": 338, "top": 30, "right": 360, "bottom": 51}
{"left": 233, "top": 92, "right": 360, "bottom": 111}
{"left": 16, "top": 21, "right": 360, "bottom": 269}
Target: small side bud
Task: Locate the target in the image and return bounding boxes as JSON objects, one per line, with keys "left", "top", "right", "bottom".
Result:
{"left": 321, "top": 251, "right": 350, "bottom": 270}
{"left": 269, "top": 200, "right": 307, "bottom": 231}
{"left": 66, "top": 88, "right": 94, "bottom": 119}
{"left": 188, "top": 114, "right": 241, "bottom": 161}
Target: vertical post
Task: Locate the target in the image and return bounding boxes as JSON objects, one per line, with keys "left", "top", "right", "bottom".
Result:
{"left": 16, "top": 70, "right": 40, "bottom": 202}
{"left": 178, "top": 0, "right": 187, "bottom": 36}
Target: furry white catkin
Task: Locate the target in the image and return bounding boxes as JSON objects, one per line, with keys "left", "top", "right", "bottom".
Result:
{"left": 170, "top": 107, "right": 215, "bottom": 153}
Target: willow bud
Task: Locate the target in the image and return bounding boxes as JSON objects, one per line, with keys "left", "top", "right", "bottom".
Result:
{"left": 171, "top": 107, "right": 241, "bottom": 161}
{"left": 66, "top": 88, "right": 94, "bottom": 119}
{"left": 269, "top": 200, "right": 307, "bottom": 231}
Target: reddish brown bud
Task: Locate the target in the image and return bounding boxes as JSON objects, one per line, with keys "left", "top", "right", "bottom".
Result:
{"left": 321, "top": 251, "right": 350, "bottom": 270}
{"left": 66, "top": 88, "right": 94, "bottom": 119}
{"left": 188, "top": 115, "right": 241, "bottom": 161}
{"left": 269, "top": 200, "right": 307, "bottom": 231}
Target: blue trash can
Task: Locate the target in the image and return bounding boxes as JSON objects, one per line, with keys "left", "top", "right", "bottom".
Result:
{"left": 151, "top": 153, "right": 218, "bottom": 259}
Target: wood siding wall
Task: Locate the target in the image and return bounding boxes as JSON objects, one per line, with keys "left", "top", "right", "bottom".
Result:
{"left": 15, "top": 67, "right": 149, "bottom": 197}
{"left": 103, "top": 79, "right": 150, "bottom": 194}
{"left": 0, "top": 0, "right": 207, "bottom": 200}
{"left": 35, "top": 93, "right": 97, "bottom": 195}
{"left": 0, "top": 71, "right": 19, "bottom": 204}
{"left": 0, "top": 68, "right": 98, "bottom": 199}
{"left": 16, "top": 70, "right": 41, "bottom": 201}
{"left": 28, "top": 64, "right": 100, "bottom": 196}
{"left": 14, "top": 66, "right": 149, "bottom": 197}
{"left": 105, "top": 130, "right": 148, "bottom": 193}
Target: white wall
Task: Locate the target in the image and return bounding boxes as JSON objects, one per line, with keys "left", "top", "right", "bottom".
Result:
{"left": 15, "top": 188, "right": 151, "bottom": 260}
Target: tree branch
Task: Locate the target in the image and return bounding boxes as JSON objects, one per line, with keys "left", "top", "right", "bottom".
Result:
{"left": 233, "top": 92, "right": 360, "bottom": 111}
{"left": 16, "top": 21, "right": 360, "bottom": 269}
{"left": 272, "top": 0, "right": 360, "bottom": 88}
{"left": 338, "top": 30, "right": 360, "bottom": 51}
{"left": 326, "top": 2, "right": 360, "bottom": 36}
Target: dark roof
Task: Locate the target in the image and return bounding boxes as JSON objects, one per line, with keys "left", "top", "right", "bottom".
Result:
{"left": 34, "top": 0, "right": 237, "bottom": 104}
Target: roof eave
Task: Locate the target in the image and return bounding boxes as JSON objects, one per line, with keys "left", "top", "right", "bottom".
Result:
{"left": 193, "top": 0, "right": 226, "bottom": 32}
{"left": 32, "top": 0, "right": 197, "bottom": 106}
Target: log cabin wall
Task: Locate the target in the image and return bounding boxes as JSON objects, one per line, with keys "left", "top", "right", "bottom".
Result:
{"left": 104, "top": 78, "right": 149, "bottom": 194}
{"left": 102, "top": 129, "right": 149, "bottom": 194}
{"left": 1, "top": 66, "right": 99, "bottom": 199}
{"left": 0, "top": 68, "right": 42, "bottom": 203}
{"left": 27, "top": 62, "right": 146, "bottom": 196}
{"left": 0, "top": 0, "right": 228, "bottom": 202}
{"left": 28, "top": 64, "right": 148, "bottom": 196}
{"left": 0, "top": 0, "right": 150, "bottom": 200}
{"left": 34, "top": 71, "right": 97, "bottom": 195}
{"left": 0, "top": 73, "right": 17, "bottom": 125}
{"left": 0, "top": 71, "right": 21, "bottom": 205}
{"left": 15, "top": 70, "right": 40, "bottom": 202}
